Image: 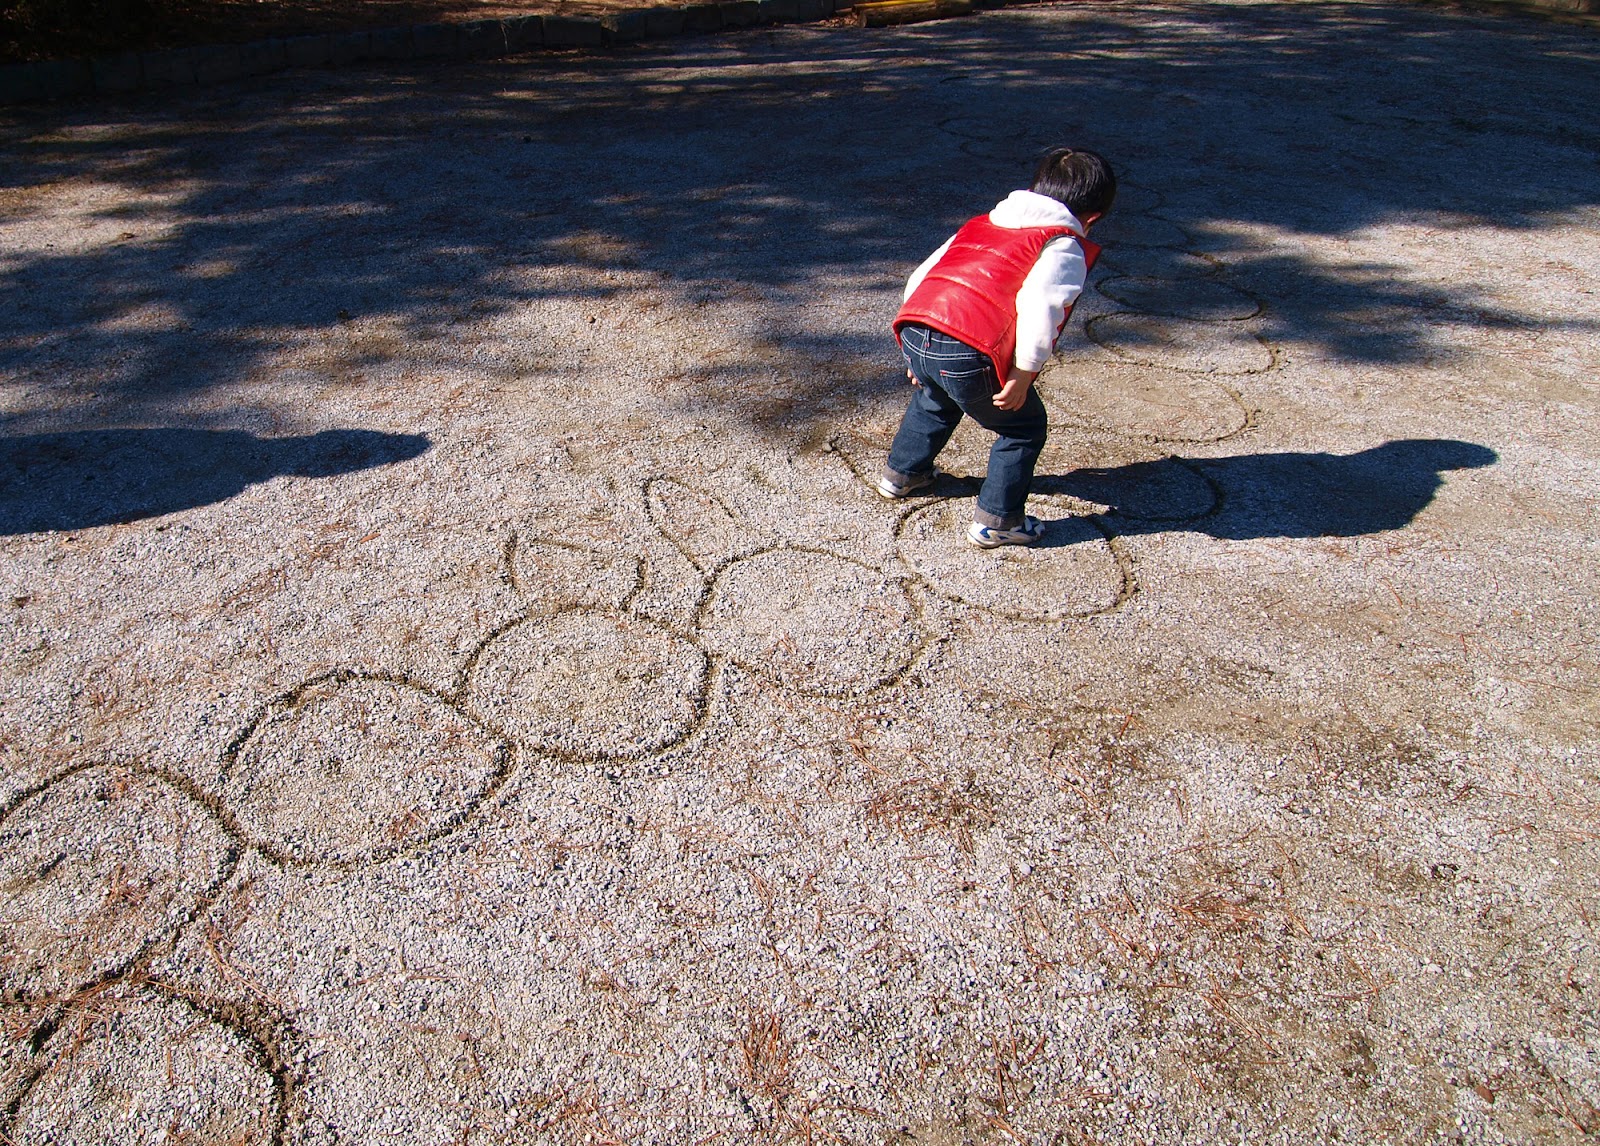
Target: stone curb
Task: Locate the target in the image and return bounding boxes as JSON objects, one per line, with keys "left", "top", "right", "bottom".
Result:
{"left": 1420, "top": 0, "right": 1599, "bottom": 22}
{"left": 8, "top": 0, "right": 1586, "bottom": 108}
{"left": 0, "top": 0, "right": 845, "bottom": 107}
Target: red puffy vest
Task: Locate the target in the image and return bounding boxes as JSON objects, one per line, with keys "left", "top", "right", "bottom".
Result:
{"left": 893, "top": 215, "right": 1101, "bottom": 383}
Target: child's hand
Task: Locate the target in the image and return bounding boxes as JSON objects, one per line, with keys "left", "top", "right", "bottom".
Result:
{"left": 907, "top": 369, "right": 920, "bottom": 388}
{"left": 994, "top": 367, "right": 1038, "bottom": 411}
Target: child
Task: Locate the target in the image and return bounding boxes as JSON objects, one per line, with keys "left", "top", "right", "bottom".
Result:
{"left": 878, "top": 147, "right": 1115, "bottom": 547}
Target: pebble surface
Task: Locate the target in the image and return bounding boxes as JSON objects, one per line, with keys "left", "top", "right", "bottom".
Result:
{"left": 2, "top": 2, "right": 1598, "bottom": 1142}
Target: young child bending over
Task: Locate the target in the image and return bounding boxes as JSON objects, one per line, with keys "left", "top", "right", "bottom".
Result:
{"left": 878, "top": 147, "right": 1116, "bottom": 548}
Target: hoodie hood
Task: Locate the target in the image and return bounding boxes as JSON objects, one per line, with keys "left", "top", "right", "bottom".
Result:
{"left": 988, "top": 189, "right": 1085, "bottom": 232}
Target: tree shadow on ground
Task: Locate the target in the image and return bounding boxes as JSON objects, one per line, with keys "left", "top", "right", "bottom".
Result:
{"left": 1025, "top": 438, "right": 1498, "bottom": 543}
{"left": 0, "top": 0, "right": 1595, "bottom": 444}
{"left": 0, "top": 428, "right": 431, "bottom": 533}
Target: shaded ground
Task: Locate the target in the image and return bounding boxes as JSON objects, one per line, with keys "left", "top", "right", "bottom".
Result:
{"left": 2, "top": 1, "right": 1599, "bottom": 1143}
{"left": 1, "top": 0, "right": 680, "bottom": 64}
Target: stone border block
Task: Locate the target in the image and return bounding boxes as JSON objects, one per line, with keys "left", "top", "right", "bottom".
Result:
{"left": 757, "top": 0, "right": 801, "bottom": 22}
{"left": 682, "top": 3, "right": 725, "bottom": 31}
{"left": 284, "top": 34, "right": 333, "bottom": 68}
{"left": 602, "top": 10, "right": 652, "bottom": 41}
{"left": 504, "top": 15, "right": 546, "bottom": 50}
{"left": 412, "top": 22, "right": 458, "bottom": 57}
{"left": 645, "top": 7, "right": 688, "bottom": 35}
{"left": 91, "top": 53, "right": 144, "bottom": 94}
{"left": 719, "top": 1, "right": 764, "bottom": 27}
{"left": 3, "top": 59, "right": 92, "bottom": 101}
{"left": 678, "top": 3, "right": 723, "bottom": 30}
{"left": 461, "top": 20, "right": 509, "bottom": 56}
{"left": 329, "top": 31, "right": 373, "bottom": 66}
{"left": 369, "top": 26, "right": 414, "bottom": 59}
{"left": 239, "top": 38, "right": 289, "bottom": 76}
{"left": 542, "top": 15, "right": 605, "bottom": 46}
{"left": 191, "top": 44, "right": 247, "bottom": 85}
{"left": 0, "top": 66, "right": 30, "bottom": 105}
{"left": 141, "top": 47, "right": 198, "bottom": 88}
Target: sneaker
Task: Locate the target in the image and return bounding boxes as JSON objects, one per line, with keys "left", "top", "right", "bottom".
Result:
{"left": 966, "top": 517, "right": 1044, "bottom": 548}
{"left": 875, "top": 469, "right": 937, "bottom": 500}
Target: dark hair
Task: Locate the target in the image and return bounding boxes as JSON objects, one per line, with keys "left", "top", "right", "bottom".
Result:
{"left": 1030, "top": 147, "right": 1117, "bottom": 219}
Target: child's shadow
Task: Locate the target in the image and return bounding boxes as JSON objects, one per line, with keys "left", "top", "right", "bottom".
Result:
{"left": 1030, "top": 438, "right": 1497, "bottom": 541}
{"left": 0, "top": 428, "right": 432, "bottom": 535}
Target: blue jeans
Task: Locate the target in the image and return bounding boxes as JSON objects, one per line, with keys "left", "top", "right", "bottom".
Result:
{"left": 885, "top": 324, "right": 1048, "bottom": 529}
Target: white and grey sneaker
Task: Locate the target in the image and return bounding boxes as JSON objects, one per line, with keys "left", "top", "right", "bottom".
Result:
{"left": 875, "top": 469, "right": 938, "bottom": 500}
{"left": 966, "top": 517, "right": 1044, "bottom": 548}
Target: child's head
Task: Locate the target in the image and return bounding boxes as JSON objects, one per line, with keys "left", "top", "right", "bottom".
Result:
{"left": 1031, "top": 147, "right": 1117, "bottom": 222}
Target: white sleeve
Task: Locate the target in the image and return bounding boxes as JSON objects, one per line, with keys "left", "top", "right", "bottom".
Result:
{"left": 1011, "top": 236, "right": 1088, "bottom": 372}
{"left": 903, "top": 237, "right": 955, "bottom": 301}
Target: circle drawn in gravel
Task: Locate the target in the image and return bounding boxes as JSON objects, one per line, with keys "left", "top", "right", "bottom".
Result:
{"left": 1089, "top": 214, "right": 1191, "bottom": 248}
{"left": 939, "top": 118, "right": 1043, "bottom": 164}
{"left": 13, "top": 987, "right": 279, "bottom": 1146}
{"left": 1041, "top": 454, "right": 1220, "bottom": 522}
{"left": 939, "top": 116, "right": 1029, "bottom": 141}
{"left": 1097, "top": 247, "right": 1223, "bottom": 280}
{"left": 511, "top": 539, "right": 641, "bottom": 612}
{"left": 896, "top": 500, "right": 1128, "bottom": 620}
{"left": 1086, "top": 314, "right": 1277, "bottom": 375}
{"left": 0, "top": 767, "right": 235, "bottom": 1001}
{"left": 226, "top": 676, "right": 510, "bottom": 866}
{"left": 698, "top": 548, "right": 921, "bottom": 697}
{"left": 1042, "top": 364, "right": 1253, "bottom": 443}
{"left": 1095, "top": 275, "right": 1263, "bottom": 321}
{"left": 959, "top": 138, "right": 1033, "bottom": 163}
{"left": 468, "top": 610, "right": 708, "bottom": 759}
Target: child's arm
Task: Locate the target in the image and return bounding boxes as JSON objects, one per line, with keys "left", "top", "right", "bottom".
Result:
{"left": 1011, "top": 236, "right": 1090, "bottom": 376}
{"left": 994, "top": 237, "right": 1086, "bottom": 409}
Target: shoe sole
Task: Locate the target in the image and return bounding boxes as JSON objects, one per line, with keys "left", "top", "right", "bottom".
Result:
{"left": 875, "top": 475, "right": 935, "bottom": 499}
{"left": 966, "top": 522, "right": 1041, "bottom": 548}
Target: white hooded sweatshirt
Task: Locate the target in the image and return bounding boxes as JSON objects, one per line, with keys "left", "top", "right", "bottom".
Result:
{"left": 902, "top": 190, "right": 1091, "bottom": 373}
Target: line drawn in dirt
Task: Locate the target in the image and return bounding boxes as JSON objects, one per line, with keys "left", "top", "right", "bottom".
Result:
{"left": 7, "top": 981, "right": 291, "bottom": 1146}
{"left": 0, "top": 467, "right": 980, "bottom": 1141}
{"left": 0, "top": 766, "right": 291, "bottom": 1146}
{"left": 222, "top": 670, "right": 516, "bottom": 868}
{"left": 0, "top": 763, "right": 240, "bottom": 1004}
{"left": 650, "top": 477, "right": 936, "bottom": 699}
{"left": 1075, "top": 193, "right": 1270, "bottom": 452}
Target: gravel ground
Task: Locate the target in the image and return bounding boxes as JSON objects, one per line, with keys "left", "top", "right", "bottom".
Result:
{"left": 2, "top": 1, "right": 1599, "bottom": 1142}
